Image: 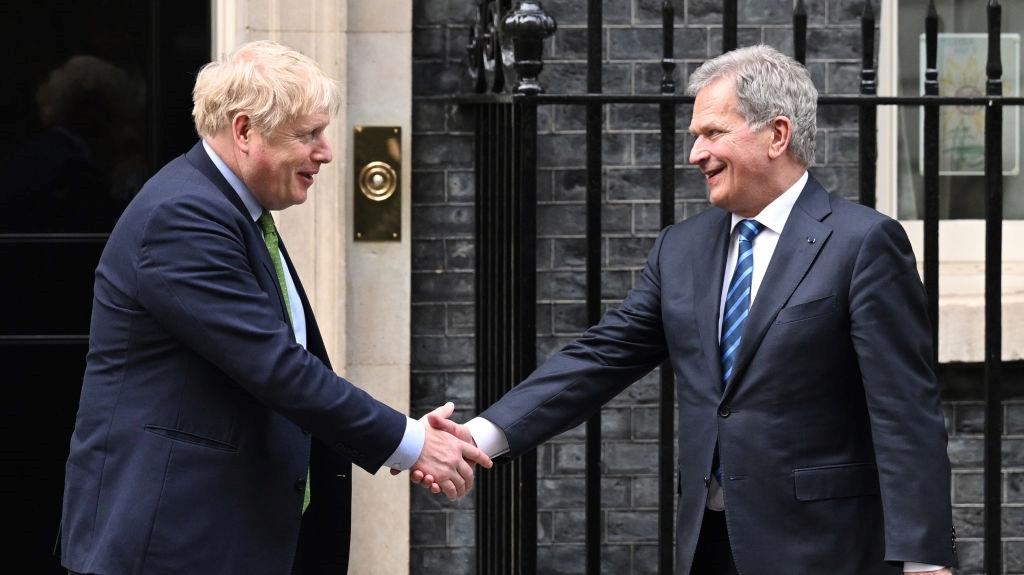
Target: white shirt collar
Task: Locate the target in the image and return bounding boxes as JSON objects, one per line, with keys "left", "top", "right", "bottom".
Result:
{"left": 729, "top": 170, "right": 808, "bottom": 235}
{"left": 202, "top": 139, "right": 264, "bottom": 222}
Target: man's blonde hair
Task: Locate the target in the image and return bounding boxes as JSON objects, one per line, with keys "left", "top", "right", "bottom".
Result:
{"left": 192, "top": 40, "right": 340, "bottom": 138}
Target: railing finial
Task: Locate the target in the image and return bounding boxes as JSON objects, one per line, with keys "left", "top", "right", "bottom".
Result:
{"left": 793, "top": 0, "right": 808, "bottom": 65}
{"left": 861, "top": 0, "right": 874, "bottom": 20}
{"left": 987, "top": 0, "right": 1003, "bottom": 95}
{"left": 925, "top": 0, "right": 939, "bottom": 97}
{"left": 466, "top": 2, "right": 487, "bottom": 93}
{"left": 467, "top": 1, "right": 506, "bottom": 94}
{"left": 503, "top": 1, "right": 557, "bottom": 95}
{"left": 661, "top": 1, "right": 676, "bottom": 94}
{"left": 860, "top": 1, "right": 876, "bottom": 96}
{"left": 723, "top": 0, "right": 737, "bottom": 53}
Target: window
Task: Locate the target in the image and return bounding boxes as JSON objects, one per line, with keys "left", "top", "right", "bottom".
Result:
{"left": 876, "top": 0, "right": 1023, "bottom": 363}
{"left": 891, "top": 0, "right": 1023, "bottom": 220}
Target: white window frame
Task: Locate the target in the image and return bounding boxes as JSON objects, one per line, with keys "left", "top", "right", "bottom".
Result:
{"left": 876, "top": 0, "right": 1022, "bottom": 362}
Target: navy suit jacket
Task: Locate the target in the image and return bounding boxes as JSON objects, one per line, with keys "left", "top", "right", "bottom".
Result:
{"left": 60, "top": 142, "right": 406, "bottom": 574}
{"left": 480, "top": 175, "right": 955, "bottom": 574}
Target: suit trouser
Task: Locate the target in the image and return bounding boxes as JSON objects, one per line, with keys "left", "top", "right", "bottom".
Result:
{"left": 690, "top": 509, "right": 739, "bottom": 575}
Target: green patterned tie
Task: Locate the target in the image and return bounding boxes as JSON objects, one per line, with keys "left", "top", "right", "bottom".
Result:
{"left": 257, "top": 211, "right": 309, "bottom": 512}
{"left": 257, "top": 211, "right": 293, "bottom": 326}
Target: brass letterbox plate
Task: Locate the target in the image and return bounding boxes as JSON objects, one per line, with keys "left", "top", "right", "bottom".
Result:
{"left": 354, "top": 126, "right": 401, "bottom": 241}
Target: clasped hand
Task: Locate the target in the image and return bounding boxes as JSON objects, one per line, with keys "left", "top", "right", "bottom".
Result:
{"left": 390, "top": 402, "right": 491, "bottom": 500}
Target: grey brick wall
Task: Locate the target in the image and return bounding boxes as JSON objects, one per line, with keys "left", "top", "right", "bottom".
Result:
{"left": 945, "top": 400, "right": 1024, "bottom": 574}
{"left": 411, "top": 0, "right": 477, "bottom": 572}
{"left": 410, "top": 1, "right": 1022, "bottom": 574}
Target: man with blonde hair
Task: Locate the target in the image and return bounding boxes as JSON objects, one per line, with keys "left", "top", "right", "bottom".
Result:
{"left": 59, "top": 40, "right": 488, "bottom": 575}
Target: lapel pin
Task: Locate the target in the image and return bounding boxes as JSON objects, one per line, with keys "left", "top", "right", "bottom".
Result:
{"left": 806, "top": 237, "right": 816, "bottom": 244}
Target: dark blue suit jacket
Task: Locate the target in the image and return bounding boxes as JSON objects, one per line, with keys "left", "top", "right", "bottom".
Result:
{"left": 480, "top": 175, "right": 955, "bottom": 574}
{"left": 60, "top": 142, "right": 406, "bottom": 574}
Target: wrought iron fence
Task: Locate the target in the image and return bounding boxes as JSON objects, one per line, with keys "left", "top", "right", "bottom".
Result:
{"left": 459, "top": 1, "right": 1018, "bottom": 573}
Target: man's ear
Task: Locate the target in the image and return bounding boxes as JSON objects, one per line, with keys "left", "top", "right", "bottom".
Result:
{"left": 231, "top": 113, "right": 253, "bottom": 153}
{"left": 767, "top": 115, "right": 793, "bottom": 160}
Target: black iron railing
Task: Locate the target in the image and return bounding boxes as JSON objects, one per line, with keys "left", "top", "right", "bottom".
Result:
{"left": 657, "top": 4, "right": 677, "bottom": 573}
{"left": 983, "top": 3, "right": 1004, "bottom": 569}
{"left": 473, "top": 100, "right": 539, "bottom": 575}
{"left": 461, "top": 1, "right": 1010, "bottom": 573}
{"left": 584, "top": 0, "right": 603, "bottom": 570}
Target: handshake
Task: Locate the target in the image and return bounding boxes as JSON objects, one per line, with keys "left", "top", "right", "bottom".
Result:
{"left": 391, "top": 402, "right": 493, "bottom": 500}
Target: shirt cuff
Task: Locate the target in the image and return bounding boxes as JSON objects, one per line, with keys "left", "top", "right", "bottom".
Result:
{"left": 384, "top": 416, "right": 425, "bottom": 471}
{"left": 465, "top": 417, "right": 510, "bottom": 458}
{"left": 903, "top": 563, "right": 945, "bottom": 572}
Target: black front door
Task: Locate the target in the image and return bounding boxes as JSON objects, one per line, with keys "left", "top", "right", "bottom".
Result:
{"left": 0, "top": 2, "right": 209, "bottom": 570}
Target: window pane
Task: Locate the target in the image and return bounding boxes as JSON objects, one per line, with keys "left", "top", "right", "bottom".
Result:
{"left": 896, "top": 0, "right": 1024, "bottom": 220}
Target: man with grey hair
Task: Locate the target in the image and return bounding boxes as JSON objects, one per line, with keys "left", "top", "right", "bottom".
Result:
{"left": 425, "top": 45, "right": 955, "bottom": 574}
{"left": 59, "top": 40, "right": 490, "bottom": 575}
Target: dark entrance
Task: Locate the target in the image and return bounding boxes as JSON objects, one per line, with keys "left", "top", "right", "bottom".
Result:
{"left": 0, "top": 2, "right": 209, "bottom": 570}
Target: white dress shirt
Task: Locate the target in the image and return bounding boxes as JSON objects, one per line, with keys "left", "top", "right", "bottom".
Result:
{"left": 202, "top": 141, "right": 424, "bottom": 470}
{"left": 704, "top": 172, "right": 808, "bottom": 511}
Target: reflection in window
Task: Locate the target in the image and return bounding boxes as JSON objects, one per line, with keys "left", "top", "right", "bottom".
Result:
{"left": 0, "top": 0, "right": 208, "bottom": 234}
{"left": 2, "top": 55, "right": 147, "bottom": 232}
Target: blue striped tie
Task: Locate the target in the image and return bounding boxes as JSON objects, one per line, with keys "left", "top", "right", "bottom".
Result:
{"left": 712, "top": 220, "right": 764, "bottom": 486}
{"left": 720, "top": 219, "right": 764, "bottom": 386}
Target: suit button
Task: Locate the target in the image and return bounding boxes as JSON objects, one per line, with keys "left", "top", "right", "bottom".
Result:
{"left": 294, "top": 478, "right": 307, "bottom": 494}
{"left": 703, "top": 476, "right": 711, "bottom": 488}
{"left": 718, "top": 406, "right": 731, "bottom": 418}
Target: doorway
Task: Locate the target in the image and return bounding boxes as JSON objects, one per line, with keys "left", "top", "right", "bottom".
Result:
{"left": 0, "top": 1, "right": 209, "bottom": 570}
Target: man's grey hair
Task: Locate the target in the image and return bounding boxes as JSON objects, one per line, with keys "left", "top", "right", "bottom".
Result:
{"left": 686, "top": 45, "right": 817, "bottom": 166}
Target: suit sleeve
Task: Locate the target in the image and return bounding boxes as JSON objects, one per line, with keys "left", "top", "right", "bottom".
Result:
{"left": 134, "top": 196, "right": 406, "bottom": 473}
{"left": 848, "top": 217, "right": 954, "bottom": 567}
{"left": 480, "top": 228, "right": 672, "bottom": 457}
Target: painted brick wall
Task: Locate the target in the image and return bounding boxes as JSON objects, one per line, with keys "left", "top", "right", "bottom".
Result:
{"left": 410, "top": 1, "right": 1022, "bottom": 573}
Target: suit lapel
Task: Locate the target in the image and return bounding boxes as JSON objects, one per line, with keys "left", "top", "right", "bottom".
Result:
{"left": 185, "top": 141, "right": 293, "bottom": 328}
{"left": 692, "top": 209, "right": 732, "bottom": 384}
{"left": 722, "top": 174, "right": 833, "bottom": 399}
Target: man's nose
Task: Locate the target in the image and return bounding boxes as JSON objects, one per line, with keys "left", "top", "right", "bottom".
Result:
{"left": 689, "top": 137, "right": 708, "bottom": 165}
{"left": 314, "top": 136, "right": 333, "bottom": 164}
